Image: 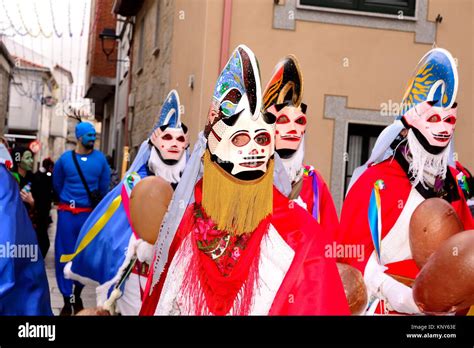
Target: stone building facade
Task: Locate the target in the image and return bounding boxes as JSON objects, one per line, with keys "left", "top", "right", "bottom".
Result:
{"left": 127, "top": 0, "right": 176, "bottom": 158}
{"left": 0, "top": 37, "right": 14, "bottom": 136}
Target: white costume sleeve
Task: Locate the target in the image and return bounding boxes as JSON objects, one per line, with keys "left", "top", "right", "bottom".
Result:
{"left": 364, "top": 251, "right": 421, "bottom": 314}
{"left": 136, "top": 239, "right": 154, "bottom": 264}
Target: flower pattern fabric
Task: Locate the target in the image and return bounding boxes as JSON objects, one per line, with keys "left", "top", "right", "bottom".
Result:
{"left": 193, "top": 204, "right": 251, "bottom": 277}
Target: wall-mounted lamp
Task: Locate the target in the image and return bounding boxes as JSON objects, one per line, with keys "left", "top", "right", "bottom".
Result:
{"left": 99, "top": 28, "right": 126, "bottom": 62}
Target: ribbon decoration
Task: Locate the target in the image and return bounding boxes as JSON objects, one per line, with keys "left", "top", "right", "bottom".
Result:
{"left": 60, "top": 195, "right": 122, "bottom": 263}
{"left": 304, "top": 166, "right": 320, "bottom": 223}
{"left": 120, "top": 172, "right": 142, "bottom": 238}
{"left": 368, "top": 179, "right": 385, "bottom": 264}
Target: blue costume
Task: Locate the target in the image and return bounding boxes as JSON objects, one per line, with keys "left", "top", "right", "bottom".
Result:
{"left": 63, "top": 163, "right": 150, "bottom": 306}
{"left": 53, "top": 150, "right": 110, "bottom": 208}
{"left": 64, "top": 90, "right": 189, "bottom": 314}
{"left": 52, "top": 122, "right": 110, "bottom": 301}
{"left": 0, "top": 152, "right": 52, "bottom": 315}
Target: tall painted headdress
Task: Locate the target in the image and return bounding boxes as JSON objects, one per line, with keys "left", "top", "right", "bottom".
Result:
{"left": 205, "top": 44, "right": 275, "bottom": 178}
{"left": 262, "top": 54, "right": 305, "bottom": 113}
{"left": 149, "top": 45, "right": 290, "bottom": 289}
{"left": 147, "top": 89, "right": 189, "bottom": 182}
{"left": 263, "top": 55, "right": 307, "bottom": 184}
{"left": 347, "top": 48, "right": 458, "bottom": 192}
{"left": 400, "top": 48, "right": 458, "bottom": 117}
{"left": 150, "top": 89, "right": 184, "bottom": 133}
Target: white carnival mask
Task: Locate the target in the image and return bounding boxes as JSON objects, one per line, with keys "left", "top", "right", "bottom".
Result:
{"left": 404, "top": 101, "right": 457, "bottom": 148}
{"left": 211, "top": 109, "right": 274, "bottom": 176}
{"left": 401, "top": 48, "right": 458, "bottom": 153}
{"left": 206, "top": 45, "right": 275, "bottom": 178}
{"left": 262, "top": 54, "right": 306, "bottom": 155}
{"left": 150, "top": 127, "right": 189, "bottom": 161}
{"left": 270, "top": 104, "right": 307, "bottom": 152}
{"left": 148, "top": 89, "right": 188, "bottom": 163}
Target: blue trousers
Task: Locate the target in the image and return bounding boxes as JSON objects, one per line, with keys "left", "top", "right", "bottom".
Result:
{"left": 55, "top": 210, "right": 90, "bottom": 297}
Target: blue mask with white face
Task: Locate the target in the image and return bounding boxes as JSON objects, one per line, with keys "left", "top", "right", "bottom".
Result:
{"left": 81, "top": 132, "right": 96, "bottom": 149}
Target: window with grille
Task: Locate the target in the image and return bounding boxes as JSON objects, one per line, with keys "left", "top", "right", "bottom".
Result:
{"left": 299, "top": 0, "right": 416, "bottom": 17}
{"left": 344, "top": 123, "right": 386, "bottom": 194}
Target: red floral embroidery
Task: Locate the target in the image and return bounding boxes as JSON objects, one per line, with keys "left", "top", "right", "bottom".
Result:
{"left": 193, "top": 204, "right": 252, "bottom": 277}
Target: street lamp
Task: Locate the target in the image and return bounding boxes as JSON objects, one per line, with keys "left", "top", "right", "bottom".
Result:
{"left": 99, "top": 28, "right": 120, "bottom": 62}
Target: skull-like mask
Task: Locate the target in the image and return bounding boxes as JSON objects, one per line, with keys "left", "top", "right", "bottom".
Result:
{"left": 150, "top": 126, "right": 188, "bottom": 162}
{"left": 148, "top": 90, "right": 189, "bottom": 163}
{"left": 270, "top": 103, "right": 307, "bottom": 153}
{"left": 401, "top": 48, "right": 458, "bottom": 154}
{"left": 206, "top": 45, "right": 275, "bottom": 179}
{"left": 403, "top": 101, "right": 457, "bottom": 149}
{"left": 262, "top": 55, "right": 306, "bottom": 158}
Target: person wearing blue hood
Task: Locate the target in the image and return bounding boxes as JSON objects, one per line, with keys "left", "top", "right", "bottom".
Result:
{"left": 0, "top": 142, "right": 52, "bottom": 315}
{"left": 53, "top": 121, "right": 110, "bottom": 315}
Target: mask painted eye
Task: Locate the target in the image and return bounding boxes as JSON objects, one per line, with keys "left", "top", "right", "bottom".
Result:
{"left": 295, "top": 116, "right": 307, "bottom": 125}
{"left": 176, "top": 136, "right": 186, "bottom": 142}
{"left": 276, "top": 115, "right": 290, "bottom": 124}
{"left": 161, "top": 134, "right": 173, "bottom": 140}
{"left": 427, "top": 114, "right": 441, "bottom": 123}
{"left": 444, "top": 116, "right": 456, "bottom": 125}
{"left": 231, "top": 133, "right": 251, "bottom": 147}
{"left": 254, "top": 132, "right": 271, "bottom": 146}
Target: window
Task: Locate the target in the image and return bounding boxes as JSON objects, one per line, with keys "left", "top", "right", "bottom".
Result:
{"left": 300, "top": 0, "right": 416, "bottom": 17}
{"left": 344, "top": 123, "right": 385, "bottom": 194}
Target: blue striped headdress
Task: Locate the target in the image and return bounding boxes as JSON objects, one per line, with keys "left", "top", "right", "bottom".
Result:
{"left": 401, "top": 48, "right": 458, "bottom": 117}
{"left": 150, "top": 89, "right": 182, "bottom": 135}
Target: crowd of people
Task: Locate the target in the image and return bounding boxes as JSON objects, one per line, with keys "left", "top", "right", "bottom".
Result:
{"left": 0, "top": 45, "right": 473, "bottom": 316}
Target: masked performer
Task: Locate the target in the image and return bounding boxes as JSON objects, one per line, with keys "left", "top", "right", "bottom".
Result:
{"left": 263, "top": 55, "right": 338, "bottom": 236}
{"left": 337, "top": 48, "right": 473, "bottom": 315}
{"left": 0, "top": 143, "right": 52, "bottom": 315}
{"left": 140, "top": 45, "right": 349, "bottom": 316}
{"left": 62, "top": 90, "right": 189, "bottom": 315}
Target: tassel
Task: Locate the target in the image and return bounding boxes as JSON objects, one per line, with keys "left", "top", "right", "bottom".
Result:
{"left": 406, "top": 129, "right": 449, "bottom": 188}
{"left": 202, "top": 151, "right": 273, "bottom": 235}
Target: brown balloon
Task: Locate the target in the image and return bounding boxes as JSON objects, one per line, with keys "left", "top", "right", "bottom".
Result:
{"left": 413, "top": 230, "right": 474, "bottom": 314}
{"left": 409, "top": 198, "right": 464, "bottom": 269}
{"left": 75, "top": 307, "right": 111, "bottom": 316}
{"left": 129, "top": 176, "right": 173, "bottom": 244}
{"left": 336, "top": 263, "right": 368, "bottom": 315}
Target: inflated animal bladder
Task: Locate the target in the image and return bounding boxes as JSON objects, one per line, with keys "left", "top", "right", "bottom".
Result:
{"left": 130, "top": 176, "right": 173, "bottom": 245}
{"left": 413, "top": 230, "right": 474, "bottom": 314}
{"left": 409, "top": 197, "right": 463, "bottom": 269}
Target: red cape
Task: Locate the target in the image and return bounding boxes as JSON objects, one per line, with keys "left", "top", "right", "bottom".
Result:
{"left": 300, "top": 168, "right": 339, "bottom": 239}
{"left": 140, "top": 180, "right": 350, "bottom": 315}
{"left": 337, "top": 159, "right": 474, "bottom": 275}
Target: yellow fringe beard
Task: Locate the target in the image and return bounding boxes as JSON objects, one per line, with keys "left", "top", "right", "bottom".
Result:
{"left": 202, "top": 150, "right": 274, "bottom": 236}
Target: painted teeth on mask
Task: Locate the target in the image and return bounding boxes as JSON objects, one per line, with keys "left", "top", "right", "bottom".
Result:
{"left": 243, "top": 156, "right": 265, "bottom": 160}
{"left": 431, "top": 133, "right": 451, "bottom": 141}
{"left": 240, "top": 161, "right": 265, "bottom": 168}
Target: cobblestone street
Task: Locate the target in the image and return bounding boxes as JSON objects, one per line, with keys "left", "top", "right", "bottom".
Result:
{"left": 45, "top": 209, "right": 97, "bottom": 315}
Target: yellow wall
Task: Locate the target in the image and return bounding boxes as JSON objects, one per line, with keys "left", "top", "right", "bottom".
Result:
{"left": 169, "top": 0, "right": 473, "bottom": 184}
{"left": 428, "top": 0, "right": 473, "bottom": 169}
{"left": 170, "top": 0, "right": 223, "bottom": 147}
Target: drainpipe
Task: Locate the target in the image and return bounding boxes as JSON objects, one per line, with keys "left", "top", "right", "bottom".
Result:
{"left": 125, "top": 18, "right": 134, "bottom": 149}
{"left": 219, "top": 0, "right": 233, "bottom": 71}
